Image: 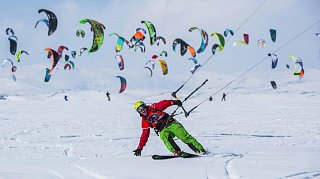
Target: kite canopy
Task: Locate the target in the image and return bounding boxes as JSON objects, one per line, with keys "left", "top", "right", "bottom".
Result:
{"left": 189, "top": 57, "right": 201, "bottom": 74}
{"left": 141, "top": 20, "right": 156, "bottom": 45}
{"left": 37, "top": 9, "right": 58, "bottom": 36}
{"left": 258, "top": 39, "right": 266, "bottom": 48}
{"left": 268, "top": 53, "right": 278, "bottom": 69}
{"left": 115, "top": 55, "right": 124, "bottom": 71}
{"left": 116, "top": 76, "right": 127, "bottom": 93}
{"left": 155, "top": 36, "right": 166, "bottom": 46}
{"left": 130, "top": 31, "right": 145, "bottom": 48}
{"left": 172, "top": 38, "right": 196, "bottom": 57}
{"left": 44, "top": 68, "right": 51, "bottom": 82}
{"left": 145, "top": 60, "right": 155, "bottom": 70}
{"left": 270, "top": 29, "right": 276, "bottom": 42}
{"left": 110, "top": 33, "right": 127, "bottom": 52}
{"left": 79, "top": 47, "right": 88, "bottom": 56}
{"left": 210, "top": 32, "right": 225, "bottom": 55}
{"left": 144, "top": 67, "right": 153, "bottom": 77}
{"left": 145, "top": 56, "right": 156, "bottom": 70}
{"left": 2, "top": 59, "right": 14, "bottom": 67}
{"left": 160, "top": 51, "right": 168, "bottom": 57}
{"left": 244, "top": 34, "right": 249, "bottom": 44}
{"left": 270, "top": 81, "right": 277, "bottom": 89}
{"left": 64, "top": 61, "right": 75, "bottom": 70}
{"left": 35, "top": 18, "right": 49, "bottom": 30}
{"left": 232, "top": 34, "right": 249, "bottom": 47}
{"left": 288, "top": 56, "right": 304, "bottom": 78}
{"left": 8, "top": 35, "right": 18, "bottom": 55}
{"left": 2, "top": 59, "right": 17, "bottom": 76}
{"left": 44, "top": 48, "right": 60, "bottom": 74}
{"left": 57, "top": 45, "right": 69, "bottom": 59}
{"left": 79, "top": 19, "right": 106, "bottom": 53}
{"left": 10, "top": 74, "right": 16, "bottom": 81}
{"left": 6, "top": 28, "right": 14, "bottom": 36}
{"left": 71, "top": 51, "right": 76, "bottom": 58}
{"left": 16, "top": 50, "right": 29, "bottom": 62}
{"left": 223, "top": 28, "right": 234, "bottom": 37}
{"left": 158, "top": 60, "right": 168, "bottom": 75}
{"left": 189, "top": 27, "right": 208, "bottom": 53}
{"left": 76, "top": 29, "right": 86, "bottom": 38}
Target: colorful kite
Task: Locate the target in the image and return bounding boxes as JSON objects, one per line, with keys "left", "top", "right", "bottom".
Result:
{"left": 115, "top": 55, "right": 124, "bottom": 70}
{"left": 79, "top": 19, "right": 106, "bottom": 53}
{"left": 189, "top": 27, "right": 208, "bottom": 53}
{"left": 270, "top": 29, "right": 276, "bottom": 42}
{"left": 172, "top": 38, "right": 196, "bottom": 57}
{"left": 36, "top": 9, "right": 58, "bottom": 36}
{"left": 116, "top": 76, "right": 127, "bottom": 93}
{"left": 210, "top": 32, "right": 225, "bottom": 55}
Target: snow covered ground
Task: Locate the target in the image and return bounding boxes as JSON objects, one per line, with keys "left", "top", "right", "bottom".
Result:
{"left": 0, "top": 69, "right": 319, "bottom": 179}
{"left": 1, "top": 0, "right": 320, "bottom": 177}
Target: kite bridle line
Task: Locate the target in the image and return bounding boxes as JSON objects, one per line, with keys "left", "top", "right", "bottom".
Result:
{"left": 107, "top": 0, "right": 269, "bottom": 101}
{"left": 171, "top": 0, "right": 269, "bottom": 99}
{"left": 139, "top": 0, "right": 268, "bottom": 103}
{"left": 171, "top": 79, "right": 208, "bottom": 117}
{"left": 186, "top": 17, "right": 320, "bottom": 116}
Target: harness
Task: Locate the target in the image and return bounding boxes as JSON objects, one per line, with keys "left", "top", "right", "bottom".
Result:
{"left": 144, "top": 108, "right": 175, "bottom": 136}
{"left": 154, "top": 114, "right": 175, "bottom": 136}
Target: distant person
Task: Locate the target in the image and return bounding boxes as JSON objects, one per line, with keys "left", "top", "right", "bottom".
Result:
{"left": 106, "top": 91, "right": 111, "bottom": 101}
{"left": 0, "top": 95, "right": 7, "bottom": 100}
{"left": 221, "top": 93, "right": 227, "bottom": 101}
{"left": 64, "top": 95, "right": 68, "bottom": 101}
{"left": 209, "top": 96, "right": 213, "bottom": 101}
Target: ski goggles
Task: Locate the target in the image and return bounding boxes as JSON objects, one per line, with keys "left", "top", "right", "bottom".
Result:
{"left": 137, "top": 105, "right": 146, "bottom": 113}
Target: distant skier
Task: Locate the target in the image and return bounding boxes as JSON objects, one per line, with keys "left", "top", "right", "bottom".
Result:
{"left": 133, "top": 100, "right": 206, "bottom": 157}
{"left": 0, "top": 95, "right": 7, "bottom": 100}
{"left": 106, "top": 91, "right": 111, "bottom": 101}
{"left": 209, "top": 96, "right": 213, "bottom": 101}
{"left": 221, "top": 93, "right": 227, "bottom": 101}
{"left": 64, "top": 95, "right": 68, "bottom": 101}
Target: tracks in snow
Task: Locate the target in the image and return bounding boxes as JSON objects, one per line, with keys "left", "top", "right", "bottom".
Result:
{"left": 223, "top": 153, "right": 244, "bottom": 179}
{"left": 278, "top": 171, "right": 320, "bottom": 179}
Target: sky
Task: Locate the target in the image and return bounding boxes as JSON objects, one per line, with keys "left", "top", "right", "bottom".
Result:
{"left": 0, "top": 0, "right": 320, "bottom": 93}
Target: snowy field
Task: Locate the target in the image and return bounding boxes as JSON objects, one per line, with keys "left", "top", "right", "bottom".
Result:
{"left": 0, "top": 0, "right": 319, "bottom": 178}
{"left": 0, "top": 70, "right": 319, "bottom": 179}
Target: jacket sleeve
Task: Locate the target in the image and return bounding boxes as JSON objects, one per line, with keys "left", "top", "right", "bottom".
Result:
{"left": 150, "top": 100, "right": 174, "bottom": 111}
{"left": 137, "top": 128, "right": 150, "bottom": 150}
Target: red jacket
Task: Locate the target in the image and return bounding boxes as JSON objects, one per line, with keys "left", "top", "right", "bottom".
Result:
{"left": 137, "top": 100, "right": 175, "bottom": 150}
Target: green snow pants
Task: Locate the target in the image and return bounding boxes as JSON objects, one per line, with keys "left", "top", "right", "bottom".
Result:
{"left": 159, "top": 121, "right": 205, "bottom": 153}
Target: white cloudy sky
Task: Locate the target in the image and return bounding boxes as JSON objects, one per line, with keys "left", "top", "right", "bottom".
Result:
{"left": 0, "top": 0, "right": 319, "bottom": 92}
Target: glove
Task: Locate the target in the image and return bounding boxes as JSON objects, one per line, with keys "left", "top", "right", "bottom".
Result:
{"left": 174, "top": 100, "right": 182, "bottom": 107}
{"left": 133, "top": 149, "right": 142, "bottom": 156}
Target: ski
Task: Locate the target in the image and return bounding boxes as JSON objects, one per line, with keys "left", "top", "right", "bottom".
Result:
{"left": 152, "top": 152, "right": 199, "bottom": 160}
{"left": 152, "top": 155, "right": 179, "bottom": 160}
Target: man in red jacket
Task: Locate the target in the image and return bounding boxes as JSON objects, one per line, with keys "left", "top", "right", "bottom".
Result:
{"left": 133, "top": 100, "right": 206, "bottom": 157}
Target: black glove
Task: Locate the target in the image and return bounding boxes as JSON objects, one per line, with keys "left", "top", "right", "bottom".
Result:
{"left": 174, "top": 100, "right": 182, "bottom": 107}
{"left": 133, "top": 149, "right": 141, "bottom": 156}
